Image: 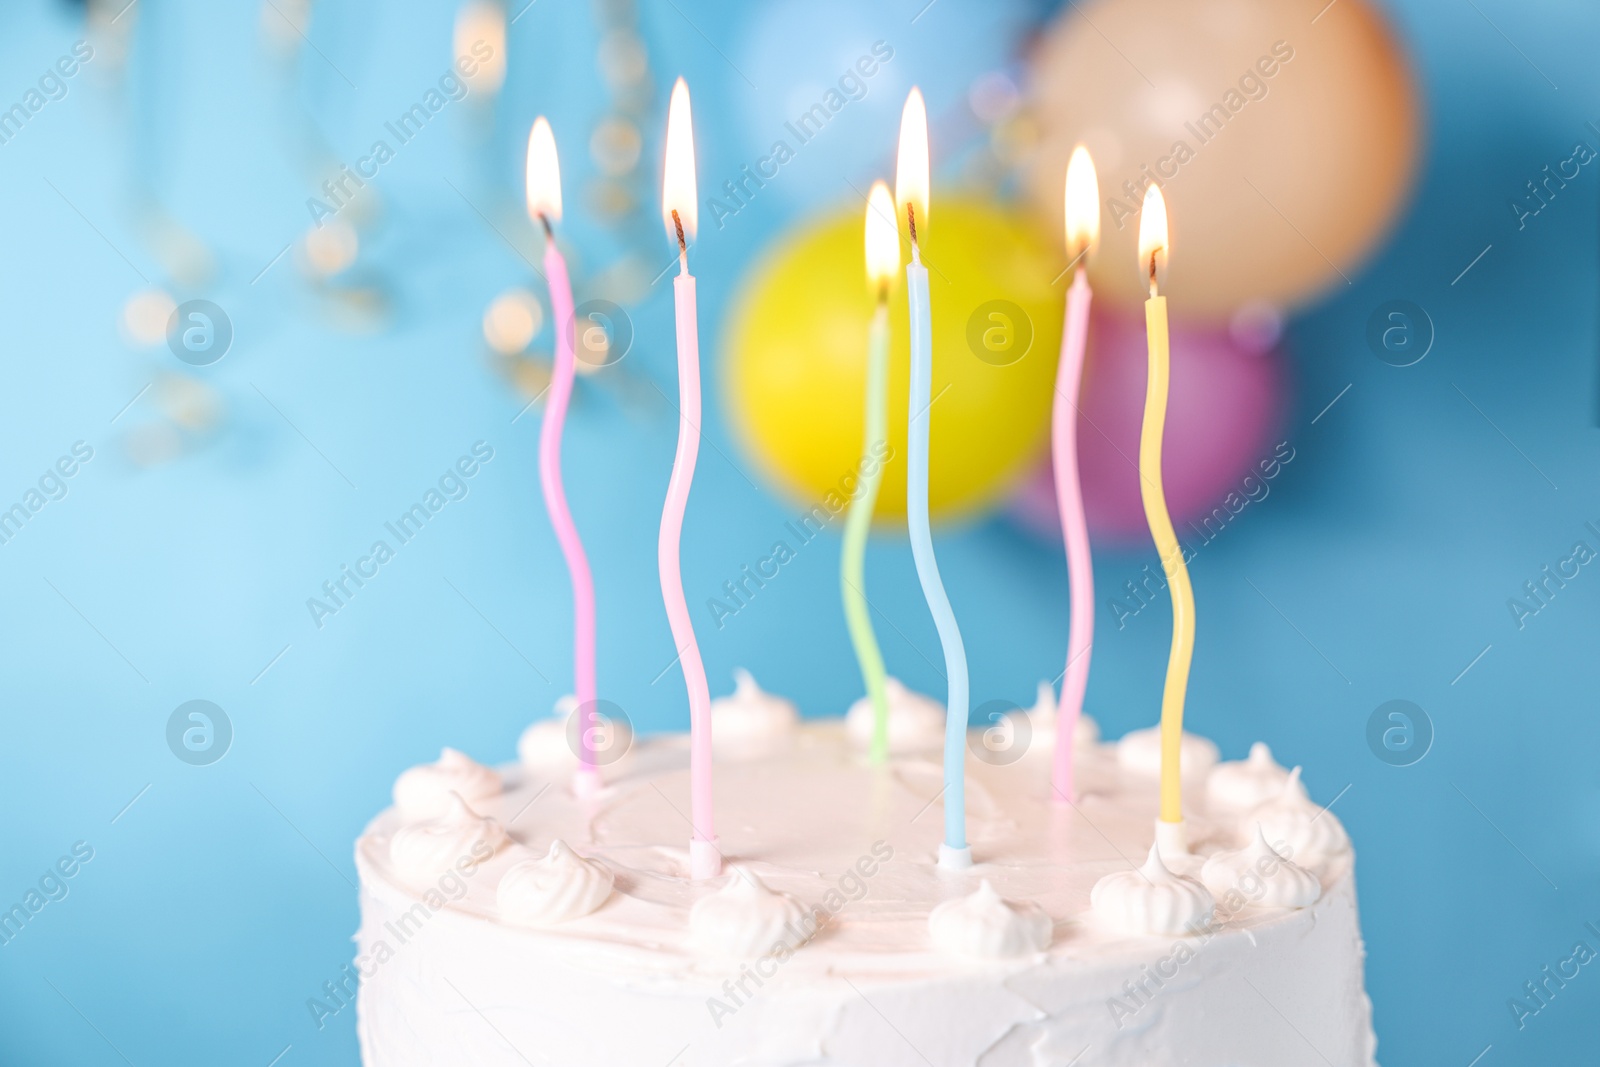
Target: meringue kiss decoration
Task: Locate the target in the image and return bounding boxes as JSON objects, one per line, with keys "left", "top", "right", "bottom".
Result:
{"left": 929, "top": 881, "right": 1053, "bottom": 959}
{"left": 710, "top": 669, "right": 799, "bottom": 757}
{"left": 845, "top": 677, "right": 945, "bottom": 754}
{"left": 1116, "top": 725, "right": 1219, "bottom": 779}
{"left": 389, "top": 793, "right": 509, "bottom": 886}
{"left": 1207, "top": 742, "right": 1298, "bottom": 811}
{"left": 1018, "top": 679, "right": 1099, "bottom": 749}
{"left": 1200, "top": 825, "right": 1321, "bottom": 912}
{"left": 393, "top": 748, "right": 501, "bottom": 820}
{"left": 497, "top": 840, "right": 616, "bottom": 927}
{"left": 1247, "top": 767, "right": 1352, "bottom": 871}
{"left": 518, "top": 694, "right": 635, "bottom": 771}
{"left": 1090, "top": 843, "right": 1215, "bottom": 938}
{"left": 690, "top": 866, "right": 810, "bottom": 959}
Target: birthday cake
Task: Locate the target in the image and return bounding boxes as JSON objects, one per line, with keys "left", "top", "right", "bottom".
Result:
{"left": 352, "top": 678, "right": 1376, "bottom": 1066}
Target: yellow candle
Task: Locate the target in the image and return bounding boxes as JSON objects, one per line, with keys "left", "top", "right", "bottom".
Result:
{"left": 1135, "top": 185, "right": 1194, "bottom": 828}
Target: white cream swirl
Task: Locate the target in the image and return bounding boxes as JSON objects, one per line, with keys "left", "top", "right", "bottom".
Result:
{"left": 393, "top": 748, "right": 501, "bottom": 819}
{"left": 928, "top": 881, "right": 1053, "bottom": 959}
{"left": 1247, "top": 767, "right": 1351, "bottom": 870}
{"left": 1006, "top": 680, "right": 1100, "bottom": 749}
{"left": 1201, "top": 825, "right": 1321, "bottom": 911}
{"left": 711, "top": 669, "right": 799, "bottom": 757}
{"left": 517, "top": 695, "right": 633, "bottom": 769}
{"left": 690, "top": 866, "right": 810, "bottom": 959}
{"left": 1090, "top": 844, "right": 1215, "bottom": 937}
{"left": 846, "top": 678, "right": 945, "bottom": 754}
{"left": 389, "top": 792, "right": 509, "bottom": 886}
{"left": 1115, "top": 726, "right": 1220, "bottom": 779}
{"left": 496, "top": 840, "right": 615, "bottom": 927}
{"left": 1206, "top": 742, "right": 1299, "bottom": 811}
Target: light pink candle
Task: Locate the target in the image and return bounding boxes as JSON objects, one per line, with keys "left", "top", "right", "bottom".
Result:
{"left": 1052, "top": 269, "right": 1093, "bottom": 803}
{"left": 1052, "top": 146, "right": 1101, "bottom": 805}
{"left": 659, "top": 78, "right": 719, "bottom": 880}
{"left": 527, "top": 118, "right": 601, "bottom": 798}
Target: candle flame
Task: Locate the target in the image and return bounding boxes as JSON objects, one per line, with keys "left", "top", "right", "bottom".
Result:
{"left": 894, "top": 87, "right": 929, "bottom": 240}
{"left": 662, "top": 77, "right": 698, "bottom": 246}
{"left": 1137, "top": 184, "right": 1169, "bottom": 294}
{"left": 525, "top": 117, "right": 562, "bottom": 224}
{"left": 865, "top": 181, "right": 898, "bottom": 292}
{"left": 1064, "top": 145, "right": 1099, "bottom": 265}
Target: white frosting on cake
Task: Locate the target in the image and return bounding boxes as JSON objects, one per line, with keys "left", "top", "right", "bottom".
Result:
{"left": 1201, "top": 825, "right": 1322, "bottom": 910}
{"left": 355, "top": 721, "right": 1375, "bottom": 1066}
{"left": 392, "top": 748, "right": 501, "bottom": 819}
{"left": 929, "top": 880, "right": 1053, "bottom": 959}
{"left": 387, "top": 793, "right": 508, "bottom": 886}
{"left": 711, "top": 670, "right": 799, "bottom": 758}
{"left": 1115, "top": 725, "right": 1220, "bottom": 777}
{"left": 517, "top": 694, "right": 634, "bottom": 769}
{"left": 1249, "top": 767, "right": 1352, "bottom": 873}
{"left": 844, "top": 677, "right": 945, "bottom": 753}
{"left": 1089, "top": 843, "right": 1216, "bottom": 937}
{"left": 1206, "top": 741, "right": 1298, "bottom": 810}
{"left": 496, "top": 840, "right": 615, "bottom": 927}
{"left": 689, "top": 865, "right": 809, "bottom": 958}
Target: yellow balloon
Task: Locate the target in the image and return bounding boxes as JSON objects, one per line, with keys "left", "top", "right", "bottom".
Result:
{"left": 1025, "top": 0, "right": 1420, "bottom": 318}
{"left": 724, "top": 199, "right": 1064, "bottom": 523}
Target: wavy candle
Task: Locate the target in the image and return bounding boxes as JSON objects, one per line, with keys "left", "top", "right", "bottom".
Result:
{"left": 897, "top": 88, "right": 971, "bottom": 870}
{"left": 527, "top": 118, "right": 601, "bottom": 799}
{"left": 843, "top": 181, "right": 898, "bottom": 765}
{"left": 1051, "top": 146, "right": 1100, "bottom": 805}
{"left": 658, "top": 78, "right": 719, "bottom": 881}
{"left": 1136, "top": 185, "right": 1197, "bottom": 848}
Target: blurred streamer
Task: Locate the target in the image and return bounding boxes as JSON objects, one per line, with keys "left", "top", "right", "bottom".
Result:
{"left": 260, "top": 0, "right": 395, "bottom": 331}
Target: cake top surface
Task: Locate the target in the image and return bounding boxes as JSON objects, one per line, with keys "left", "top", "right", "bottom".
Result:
{"left": 357, "top": 693, "right": 1353, "bottom": 981}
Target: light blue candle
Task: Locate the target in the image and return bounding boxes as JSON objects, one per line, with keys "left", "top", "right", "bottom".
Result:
{"left": 906, "top": 242, "right": 971, "bottom": 869}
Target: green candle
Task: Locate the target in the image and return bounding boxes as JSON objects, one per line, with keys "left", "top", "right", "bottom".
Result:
{"left": 841, "top": 181, "right": 898, "bottom": 763}
{"left": 838, "top": 187, "right": 902, "bottom": 764}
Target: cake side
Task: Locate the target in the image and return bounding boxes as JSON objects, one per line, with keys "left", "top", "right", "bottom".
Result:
{"left": 353, "top": 716, "right": 1376, "bottom": 1066}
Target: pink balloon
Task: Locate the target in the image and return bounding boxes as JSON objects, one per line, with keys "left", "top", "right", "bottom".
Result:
{"left": 1009, "top": 304, "right": 1289, "bottom": 544}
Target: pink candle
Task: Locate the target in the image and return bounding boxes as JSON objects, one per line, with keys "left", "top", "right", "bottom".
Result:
{"left": 658, "top": 78, "right": 719, "bottom": 880}
{"left": 1052, "top": 146, "right": 1101, "bottom": 805}
{"left": 527, "top": 118, "right": 601, "bottom": 798}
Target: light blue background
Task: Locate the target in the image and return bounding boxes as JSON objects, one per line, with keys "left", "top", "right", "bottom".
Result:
{"left": 0, "top": 0, "right": 1595, "bottom": 1064}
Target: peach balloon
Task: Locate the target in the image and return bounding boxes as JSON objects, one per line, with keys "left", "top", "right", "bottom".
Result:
{"left": 1025, "top": 0, "right": 1421, "bottom": 319}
